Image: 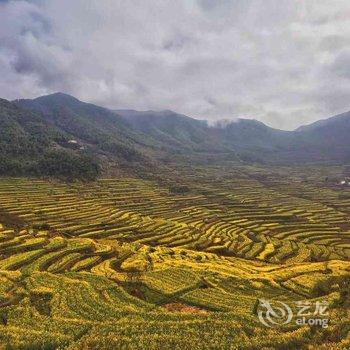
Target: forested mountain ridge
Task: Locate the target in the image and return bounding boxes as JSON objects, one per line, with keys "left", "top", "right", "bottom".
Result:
{"left": 117, "top": 106, "right": 350, "bottom": 164}
{"left": 1, "top": 92, "right": 349, "bottom": 180}
{"left": 0, "top": 97, "right": 99, "bottom": 180}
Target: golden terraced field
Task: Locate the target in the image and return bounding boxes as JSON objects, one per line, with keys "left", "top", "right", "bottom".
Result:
{"left": 0, "top": 165, "right": 349, "bottom": 349}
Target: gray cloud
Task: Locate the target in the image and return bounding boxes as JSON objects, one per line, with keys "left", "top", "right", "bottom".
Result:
{"left": 329, "top": 50, "right": 350, "bottom": 79}
{"left": 1, "top": 0, "right": 350, "bottom": 130}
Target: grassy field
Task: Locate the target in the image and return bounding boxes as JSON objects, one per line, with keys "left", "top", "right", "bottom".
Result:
{"left": 0, "top": 165, "right": 349, "bottom": 349}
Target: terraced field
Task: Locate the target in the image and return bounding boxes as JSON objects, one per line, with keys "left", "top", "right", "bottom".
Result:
{"left": 0, "top": 165, "right": 349, "bottom": 349}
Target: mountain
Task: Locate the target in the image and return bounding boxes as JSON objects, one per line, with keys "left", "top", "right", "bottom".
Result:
{"left": 0, "top": 98, "right": 99, "bottom": 180}
{"left": 116, "top": 110, "right": 296, "bottom": 163}
{"left": 117, "top": 109, "right": 288, "bottom": 151}
{"left": 296, "top": 110, "right": 350, "bottom": 150}
{"left": 0, "top": 98, "right": 56, "bottom": 155}
{"left": 216, "top": 119, "right": 290, "bottom": 148}
{"left": 116, "top": 109, "right": 229, "bottom": 154}
{"left": 296, "top": 111, "right": 350, "bottom": 132}
{"left": 117, "top": 107, "right": 350, "bottom": 164}
{"left": 1, "top": 91, "right": 349, "bottom": 180}
{"left": 15, "top": 93, "right": 154, "bottom": 161}
{"left": 292, "top": 111, "right": 350, "bottom": 163}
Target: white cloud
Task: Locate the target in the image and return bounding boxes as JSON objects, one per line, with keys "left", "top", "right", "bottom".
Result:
{"left": 1, "top": 0, "right": 350, "bottom": 129}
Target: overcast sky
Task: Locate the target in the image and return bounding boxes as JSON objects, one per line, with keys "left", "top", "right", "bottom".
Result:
{"left": 1, "top": 0, "right": 350, "bottom": 129}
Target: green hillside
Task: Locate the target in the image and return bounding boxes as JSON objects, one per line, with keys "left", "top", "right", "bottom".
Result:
{"left": 15, "top": 93, "right": 154, "bottom": 162}
{"left": 0, "top": 98, "right": 99, "bottom": 180}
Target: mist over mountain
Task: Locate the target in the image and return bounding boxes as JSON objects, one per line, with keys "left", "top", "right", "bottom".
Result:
{"left": 116, "top": 109, "right": 228, "bottom": 154}
{"left": 116, "top": 105, "right": 350, "bottom": 164}
{"left": 0, "top": 92, "right": 349, "bottom": 180}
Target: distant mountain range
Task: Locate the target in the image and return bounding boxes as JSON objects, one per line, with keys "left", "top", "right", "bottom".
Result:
{"left": 0, "top": 92, "right": 349, "bottom": 179}
{"left": 116, "top": 103, "right": 350, "bottom": 164}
